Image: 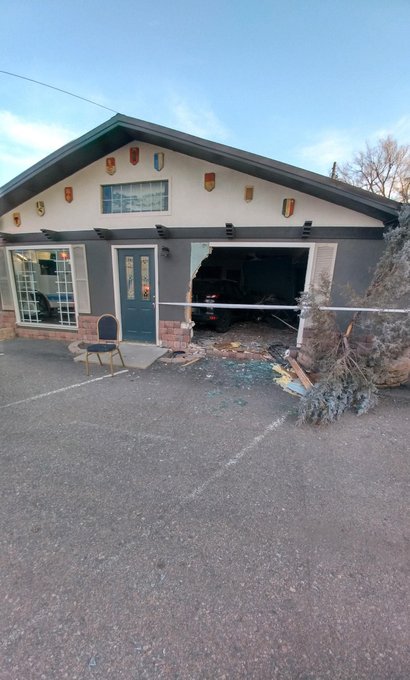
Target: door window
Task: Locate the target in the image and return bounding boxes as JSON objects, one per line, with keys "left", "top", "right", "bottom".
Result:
{"left": 125, "top": 256, "right": 135, "bottom": 300}
{"left": 140, "top": 255, "right": 151, "bottom": 301}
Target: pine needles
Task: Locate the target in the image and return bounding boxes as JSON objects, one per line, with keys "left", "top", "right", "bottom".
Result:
{"left": 297, "top": 206, "right": 410, "bottom": 425}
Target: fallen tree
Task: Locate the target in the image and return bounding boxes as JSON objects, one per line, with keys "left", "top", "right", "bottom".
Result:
{"left": 297, "top": 205, "right": 410, "bottom": 425}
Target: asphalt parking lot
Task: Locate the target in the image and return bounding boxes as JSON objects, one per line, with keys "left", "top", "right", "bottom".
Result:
{"left": 1, "top": 338, "right": 409, "bottom": 680}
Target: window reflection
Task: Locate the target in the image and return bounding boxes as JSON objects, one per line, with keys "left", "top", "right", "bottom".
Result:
{"left": 11, "top": 249, "right": 76, "bottom": 326}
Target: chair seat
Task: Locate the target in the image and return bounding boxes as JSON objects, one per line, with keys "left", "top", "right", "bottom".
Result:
{"left": 87, "top": 343, "right": 117, "bottom": 353}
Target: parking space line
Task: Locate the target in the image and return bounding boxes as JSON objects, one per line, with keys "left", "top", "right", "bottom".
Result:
{"left": 0, "top": 369, "right": 128, "bottom": 409}
{"left": 185, "top": 412, "right": 288, "bottom": 501}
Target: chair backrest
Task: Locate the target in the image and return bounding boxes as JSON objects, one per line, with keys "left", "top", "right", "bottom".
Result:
{"left": 97, "top": 314, "right": 119, "bottom": 341}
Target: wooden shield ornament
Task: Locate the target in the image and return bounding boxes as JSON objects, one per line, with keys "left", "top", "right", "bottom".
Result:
{"left": 204, "top": 172, "right": 215, "bottom": 192}
{"left": 244, "top": 186, "right": 254, "bottom": 202}
{"left": 13, "top": 212, "right": 21, "bottom": 227}
{"left": 130, "top": 147, "right": 139, "bottom": 165}
{"left": 282, "top": 198, "right": 295, "bottom": 218}
{"left": 106, "top": 157, "right": 116, "bottom": 175}
{"left": 64, "top": 186, "right": 73, "bottom": 203}
{"left": 36, "top": 201, "right": 45, "bottom": 217}
{"left": 154, "top": 152, "right": 164, "bottom": 171}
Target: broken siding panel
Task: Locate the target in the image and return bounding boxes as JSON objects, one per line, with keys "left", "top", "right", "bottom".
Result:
{"left": 72, "top": 245, "right": 91, "bottom": 314}
{"left": 0, "top": 248, "right": 14, "bottom": 310}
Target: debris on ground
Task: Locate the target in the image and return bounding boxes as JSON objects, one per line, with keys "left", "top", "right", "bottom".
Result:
{"left": 285, "top": 350, "right": 314, "bottom": 390}
{"left": 159, "top": 347, "right": 206, "bottom": 365}
{"left": 193, "top": 322, "right": 296, "bottom": 360}
{"left": 272, "top": 363, "right": 307, "bottom": 397}
{"left": 213, "top": 341, "right": 242, "bottom": 350}
{"left": 271, "top": 348, "right": 316, "bottom": 397}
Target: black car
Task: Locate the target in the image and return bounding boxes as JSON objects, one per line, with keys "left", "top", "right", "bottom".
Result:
{"left": 192, "top": 278, "right": 244, "bottom": 332}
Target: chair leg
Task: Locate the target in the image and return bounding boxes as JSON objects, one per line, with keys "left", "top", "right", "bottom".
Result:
{"left": 117, "top": 348, "right": 125, "bottom": 368}
{"left": 109, "top": 352, "right": 113, "bottom": 376}
{"left": 97, "top": 353, "right": 103, "bottom": 366}
{"left": 86, "top": 351, "right": 89, "bottom": 376}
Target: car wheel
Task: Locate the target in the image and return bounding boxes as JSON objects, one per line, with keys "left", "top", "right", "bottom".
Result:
{"left": 215, "top": 311, "right": 232, "bottom": 333}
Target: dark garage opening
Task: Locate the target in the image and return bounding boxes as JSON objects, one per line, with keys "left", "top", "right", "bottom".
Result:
{"left": 191, "top": 246, "right": 309, "bottom": 353}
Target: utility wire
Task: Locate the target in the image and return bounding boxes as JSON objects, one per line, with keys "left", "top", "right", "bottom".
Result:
{"left": 0, "top": 70, "right": 118, "bottom": 114}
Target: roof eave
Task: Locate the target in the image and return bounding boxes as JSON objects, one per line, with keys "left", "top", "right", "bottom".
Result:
{"left": 0, "top": 113, "right": 401, "bottom": 222}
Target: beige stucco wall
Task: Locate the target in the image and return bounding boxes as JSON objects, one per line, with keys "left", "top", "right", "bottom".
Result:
{"left": 0, "top": 141, "right": 383, "bottom": 234}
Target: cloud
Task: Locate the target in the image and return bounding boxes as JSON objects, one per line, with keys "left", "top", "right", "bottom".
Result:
{"left": 0, "top": 111, "right": 78, "bottom": 185}
{"left": 168, "top": 96, "right": 230, "bottom": 141}
{"left": 298, "top": 116, "right": 410, "bottom": 176}
{"left": 373, "top": 115, "right": 410, "bottom": 144}
{"left": 297, "top": 130, "right": 357, "bottom": 175}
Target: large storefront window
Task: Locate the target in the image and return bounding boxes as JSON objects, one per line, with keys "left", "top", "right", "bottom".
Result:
{"left": 11, "top": 248, "right": 76, "bottom": 326}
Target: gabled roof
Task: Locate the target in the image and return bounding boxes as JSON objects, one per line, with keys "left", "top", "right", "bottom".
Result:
{"left": 0, "top": 113, "right": 401, "bottom": 222}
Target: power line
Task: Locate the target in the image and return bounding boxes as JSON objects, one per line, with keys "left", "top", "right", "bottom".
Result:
{"left": 0, "top": 70, "right": 118, "bottom": 114}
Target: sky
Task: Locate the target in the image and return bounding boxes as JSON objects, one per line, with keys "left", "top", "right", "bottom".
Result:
{"left": 1, "top": 0, "right": 409, "bottom": 188}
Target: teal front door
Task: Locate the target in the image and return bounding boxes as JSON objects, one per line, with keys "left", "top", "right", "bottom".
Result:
{"left": 118, "top": 248, "right": 156, "bottom": 343}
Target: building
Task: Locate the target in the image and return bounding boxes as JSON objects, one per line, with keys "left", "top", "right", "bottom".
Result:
{"left": 0, "top": 114, "right": 401, "bottom": 348}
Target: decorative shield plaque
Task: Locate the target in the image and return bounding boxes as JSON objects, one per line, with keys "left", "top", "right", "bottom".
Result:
{"left": 244, "top": 186, "right": 254, "bottom": 202}
{"left": 36, "top": 201, "right": 45, "bottom": 216}
{"left": 130, "top": 147, "right": 139, "bottom": 165}
{"left": 64, "top": 186, "right": 73, "bottom": 203}
{"left": 282, "top": 198, "right": 295, "bottom": 218}
{"left": 106, "top": 157, "right": 116, "bottom": 175}
{"left": 154, "top": 152, "right": 164, "bottom": 171}
{"left": 204, "top": 172, "right": 215, "bottom": 192}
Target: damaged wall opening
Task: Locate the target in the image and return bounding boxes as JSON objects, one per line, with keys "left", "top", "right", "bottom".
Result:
{"left": 191, "top": 245, "right": 309, "bottom": 352}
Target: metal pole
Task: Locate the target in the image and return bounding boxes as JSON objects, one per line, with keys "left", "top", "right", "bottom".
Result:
{"left": 158, "top": 302, "right": 409, "bottom": 314}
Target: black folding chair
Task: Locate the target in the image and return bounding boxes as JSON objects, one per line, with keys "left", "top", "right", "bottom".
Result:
{"left": 85, "top": 314, "right": 125, "bottom": 376}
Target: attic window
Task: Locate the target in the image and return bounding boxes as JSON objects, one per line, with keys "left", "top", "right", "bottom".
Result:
{"left": 102, "top": 180, "right": 169, "bottom": 214}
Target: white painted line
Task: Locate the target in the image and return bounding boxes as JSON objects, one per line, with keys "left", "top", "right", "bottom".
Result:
{"left": 0, "top": 369, "right": 128, "bottom": 409}
{"left": 185, "top": 413, "right": 288, "bottom": 501}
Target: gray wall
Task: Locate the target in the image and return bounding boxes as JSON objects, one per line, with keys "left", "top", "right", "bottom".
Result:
{"left": 85, "top": 239, "right": 193, "bottom": 322}
{"left": 85, "top": 241, "right": 116, "bottom": 316}
{"left": 84, "top": 237, "right": 387, "bottom": 325}
{"left": 331, "top": 239, "right": 385, "bottom": 328}
{"left": 157, "top": 240, "right": 192, "bottom": 321}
